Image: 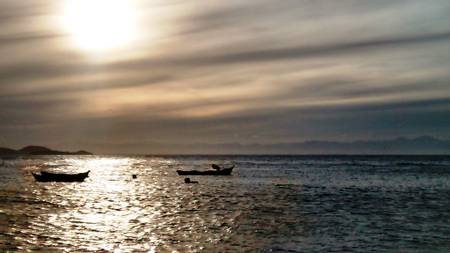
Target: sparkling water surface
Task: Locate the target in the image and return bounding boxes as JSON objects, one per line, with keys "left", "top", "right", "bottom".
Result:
{"left": 1, "top": 155, "right": 450, "bottom": 252}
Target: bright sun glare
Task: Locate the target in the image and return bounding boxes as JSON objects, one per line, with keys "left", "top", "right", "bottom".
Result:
{"left": 61, "top": 0, "right": 137, "bottom": 52}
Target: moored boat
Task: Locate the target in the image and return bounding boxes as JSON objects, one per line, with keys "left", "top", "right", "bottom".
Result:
{"left": 32, "top": 170, "right": 90, "bottom": 182}
{"left": 176, "top": 165, "right": 234, "bottom": 176}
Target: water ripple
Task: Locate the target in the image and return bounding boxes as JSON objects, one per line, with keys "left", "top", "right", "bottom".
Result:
{"left": 0, "top": 155, "right": 449, "bottom": 252}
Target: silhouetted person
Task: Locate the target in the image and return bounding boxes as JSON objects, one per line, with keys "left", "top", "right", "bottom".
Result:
{"left": 184, "top": 177, "right": 198, "bottom": 184}
{"left": 212, "top": 164, "right": 222, "bottom": 170}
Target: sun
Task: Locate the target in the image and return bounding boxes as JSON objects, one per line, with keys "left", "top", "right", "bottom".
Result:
{"left": 61, "top": 0, "right": 137, "bottom": 52}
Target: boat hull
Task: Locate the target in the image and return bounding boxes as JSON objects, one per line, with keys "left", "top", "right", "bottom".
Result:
{"left": 176, "top": 166, "right": 233, "bottom": 176}
{"left": 32, "top": 171, "right": 90, "bottom": 182}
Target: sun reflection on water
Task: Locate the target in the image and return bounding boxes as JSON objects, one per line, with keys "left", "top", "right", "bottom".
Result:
{"left": 25, "top": 156, "right": 167, "bottom": 252}
{"left": 2, "top": 155, "right": 313, "bottom": 252}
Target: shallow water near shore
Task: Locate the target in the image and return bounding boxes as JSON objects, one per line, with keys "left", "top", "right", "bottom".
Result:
{"left": 1, "top": 155, "right": 450, "bottom": 252}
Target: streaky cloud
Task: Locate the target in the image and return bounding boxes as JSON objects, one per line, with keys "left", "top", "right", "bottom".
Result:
{"left": 0, "top": 32, "right": 64, "bottom": 46}
{"left": 0, "top": 74, "right": 172, "bottom": 98}
{"left": 192, "top": 31, "right": 450, "bottom": 65}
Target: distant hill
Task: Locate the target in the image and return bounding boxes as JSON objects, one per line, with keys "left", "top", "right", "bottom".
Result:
{"left": 222, "top": 135, "right": 450, "bottom": 155}
{"left": 0, "top": 147, "right": 18, "bottom": 155}
{"left": 0, "top": 145, "right": 93, "bottom": 156}
{"left": 151, "top": 135, "right": 450, "bottom": 155}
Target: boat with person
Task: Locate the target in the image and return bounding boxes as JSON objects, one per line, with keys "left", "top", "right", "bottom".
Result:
{"left": 32, "top": 170, "right": 90, "bottom": 182}
{"left": 176, "top": 164, "right": 234, "bottom": 176}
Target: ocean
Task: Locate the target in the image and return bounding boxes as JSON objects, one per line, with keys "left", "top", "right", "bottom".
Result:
{"left": 1, "top": 155, "right": 449, "bottom": 252}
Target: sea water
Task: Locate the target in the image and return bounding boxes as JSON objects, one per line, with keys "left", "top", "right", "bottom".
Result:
{"left": 0, "top": 155, "right": 449, "bottom": 252}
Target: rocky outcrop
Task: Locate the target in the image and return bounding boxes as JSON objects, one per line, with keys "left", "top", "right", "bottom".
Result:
{"left": 0, "top": 146, "right": 93, "bottom": 156}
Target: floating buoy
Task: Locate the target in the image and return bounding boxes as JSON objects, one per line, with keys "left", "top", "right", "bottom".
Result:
{"left": 184, "top": 177, "right": 198, "bottom": 184}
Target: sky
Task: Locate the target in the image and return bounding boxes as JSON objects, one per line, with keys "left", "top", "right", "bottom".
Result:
{"left": 0, "top": 0, "right": 450, "bottom": 154}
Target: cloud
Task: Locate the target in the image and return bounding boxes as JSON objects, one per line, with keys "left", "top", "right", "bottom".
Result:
{"left": 1, "top": 0, "right": 450, "bottom": 152}
{"left": 0, "top": 74, "right": 173, "bottom": 98}
{"left": 0, "top": 32, "right": 63, "bottom": 46}
{"left": 180, "top": 31, "right": 450, "bottom": 65}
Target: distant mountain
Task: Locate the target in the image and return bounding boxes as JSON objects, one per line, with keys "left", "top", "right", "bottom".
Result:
{"left": 0, "top": 147, "right": 18, "bottom": 155}
{"left": 19, "top": 146, "right": 65, "bottom": 155}
{"left": 0, "top": 145, "right": 93, "bottom": 156}
{"left": 1, "top": 136, "right": 449, "bottom": 155}
{"left": 160, "top": 135, "right": 450, "bottom": 154}
{"left": 247, "top": 136, "right": 450, "bottom": 154}
{"left": 72, "top": 150, "right": 92, "bottom": 155}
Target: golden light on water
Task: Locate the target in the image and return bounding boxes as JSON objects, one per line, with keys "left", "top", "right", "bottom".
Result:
{"left": 61, "top": 0, "right": 138, "bottom": 52}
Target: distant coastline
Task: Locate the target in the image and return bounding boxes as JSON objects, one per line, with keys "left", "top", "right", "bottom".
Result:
{"left": 136, "top": 136, "right": 450, "bottom": 155}
{"left": 1, "top": 136, "right": 449, "bottom": 155}
{"left": 0, "top": 145, "right": 92, "bottom": 156}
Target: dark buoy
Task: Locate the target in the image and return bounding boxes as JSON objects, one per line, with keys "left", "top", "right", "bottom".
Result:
{"left": 132, "top": 174, "right": 137, "bottom": 179}
{"left": 184, "top": 177, "right": 198, "bottom": 184}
